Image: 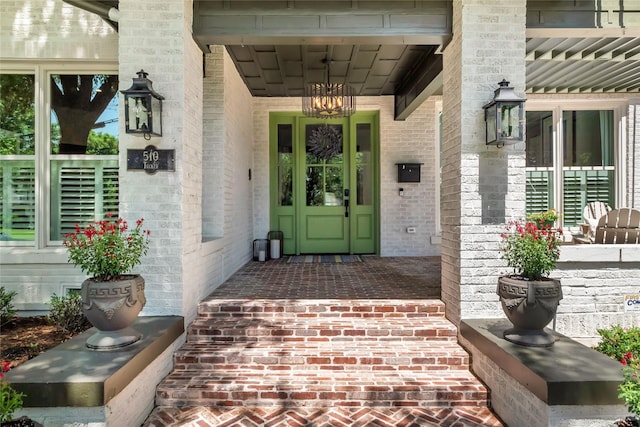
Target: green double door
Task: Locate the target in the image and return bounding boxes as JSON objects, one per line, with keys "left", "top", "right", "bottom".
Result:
{"left": 270, "top": 112, "right": 378, "bottom": 255}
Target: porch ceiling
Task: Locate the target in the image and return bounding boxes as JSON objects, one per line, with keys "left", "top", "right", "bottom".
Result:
{"left": 226, "top": 30, "right": 640, "bottom": 98}
{"left": 64, "top": 1, "right": 640, "bottom": 109}
{"left": 525, "top": 29, "right": 640, "bottom": 93}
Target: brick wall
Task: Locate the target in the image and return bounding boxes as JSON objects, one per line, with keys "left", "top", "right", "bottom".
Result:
{"left": 0, "top": 0, "right": 117, "bottom": 59}
{"left": 442, "top": 0, "right": 527, "bottom": 325}
{"left": 118, "top": 0, "right": 189, "bottom": 316}
{"left": 222, "top": 48, "right": 255, "bottom": 275}
{"left": 629, "top": 100, "right": 640, "bottom": 208}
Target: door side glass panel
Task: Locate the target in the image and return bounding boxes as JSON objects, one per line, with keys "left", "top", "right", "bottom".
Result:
{"left": 356, "top": 123, "right": 372, "bottom": 205}
{"left": 0, "top": 74, "right": 36, "bottom": 242}
{"left": 278, "top": 124, "right": 293, "bottom": 206}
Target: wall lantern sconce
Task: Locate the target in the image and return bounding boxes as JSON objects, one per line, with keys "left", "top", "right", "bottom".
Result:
{"left": 483, "top": 79, "right": 526, "bottom": 146}
{"left": 121, "top": 69, "right": 164, "bottom": 139}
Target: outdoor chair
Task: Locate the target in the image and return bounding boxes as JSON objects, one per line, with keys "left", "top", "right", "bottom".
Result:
{"left": 582, "top": 201, "right": 612, "bottom": 238}
{"left": 592, "top": 207, "right": 640, "bottom": 244}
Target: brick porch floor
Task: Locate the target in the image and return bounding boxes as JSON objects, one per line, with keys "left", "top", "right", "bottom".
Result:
{"left": 143, "top": 256, "right": 504, "bottom": 427}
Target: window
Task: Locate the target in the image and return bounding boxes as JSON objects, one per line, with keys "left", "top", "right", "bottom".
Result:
{"left": 0, "top": 68, "right": 119, "bottom": 246}
{"left": 526, "top": 104, "right": 618, "bottom": 228}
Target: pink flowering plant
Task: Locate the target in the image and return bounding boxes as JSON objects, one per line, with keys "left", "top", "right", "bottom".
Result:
{"left": 500, "top": 219, "right": 563, "bottom": 280}
{"left": 0, "top": 361, "right": 24, "bottom": 423}
{"left": 63, "top": 214, "right": 150, "bottom": 281}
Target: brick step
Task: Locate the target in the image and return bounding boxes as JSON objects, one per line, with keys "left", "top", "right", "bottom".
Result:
{"left": 173, "top": 341, "right": 470, "bottom": 371}
{"left": 186, "top": 316, "right": 458, "bottom": 343}
{"left": 155, "top": 370, "right": 489, "bottom": 408}
{"left": 196, "top": 298, "right": 446, "bottom": 320}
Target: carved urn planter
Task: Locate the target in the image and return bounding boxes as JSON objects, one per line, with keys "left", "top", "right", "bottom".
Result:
{"left": 81, "top": 274, "right": 146, "bottom": 350}
{"left": 497, "top": 275, "right": 562, "bottom": 347}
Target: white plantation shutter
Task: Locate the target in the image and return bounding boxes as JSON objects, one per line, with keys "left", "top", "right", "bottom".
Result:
{"left": 526, "top": 170, "right": 553, "bottom": 219}
{"left": 50, "top": 160, "right": 119, "bottom": 240}
{"left": 0, "top": 162, "right": 36, "bottom": 239}
{"left": 563, "top": 169, "right": 614, "bottom": 227}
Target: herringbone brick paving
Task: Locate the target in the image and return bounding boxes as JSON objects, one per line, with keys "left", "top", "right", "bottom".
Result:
{"left": 143, "top": 257, "right": 504, "bottom": 426}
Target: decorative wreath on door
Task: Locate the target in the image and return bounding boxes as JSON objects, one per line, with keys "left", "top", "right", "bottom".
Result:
{"left": 307, "top": 125, "right": 343, "bottom": 160}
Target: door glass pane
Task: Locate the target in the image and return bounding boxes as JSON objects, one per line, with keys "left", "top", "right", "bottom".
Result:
{"left": 278, "top": 124, "right": 293, "bottom": 206}
{"left": 325, "top": 166, "right": 343, "bottom": 206}
{"left": 0, "top": 74, "right": 36, "bottom": 242}
{"left": 356, "top": 123, "right": 372, "bottom": 205}
{"left": 305, "top": 123, "right": 344, "bottom": 207}
{"left": 306, "top": 166, "right": 324, "bottom": 206}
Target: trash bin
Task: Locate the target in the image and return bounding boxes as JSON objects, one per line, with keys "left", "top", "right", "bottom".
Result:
{"left": 267, "top": 231, "right": 283, "bottom": 259}
{"left": 253, "top": 239, "right": 269, "bottom": 262}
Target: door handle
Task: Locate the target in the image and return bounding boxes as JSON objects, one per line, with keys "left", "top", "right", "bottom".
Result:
{"left": 344, "top": 199, "right": 349, "bottom": 217}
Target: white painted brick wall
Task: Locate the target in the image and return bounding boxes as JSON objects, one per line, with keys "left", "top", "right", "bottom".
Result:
{"left": 222, "top": 48, "right": 255, "bottom": 276}
{"left": 629, "top": 100, "right": 640, "bottom": 208}
{"left": 442, "top": 0, "right": 527, "bottom": 325}
{"left": 440, "top": 0, "right": 464, "bottom": 325}
{"left": 0, "top": 0, "right": 117, "bottom": 60}
{"left": 203, "top": 47, "right": 225, "bottom": 238}
{"left": 119, "top": 0, "right": 189, "bottom": 317}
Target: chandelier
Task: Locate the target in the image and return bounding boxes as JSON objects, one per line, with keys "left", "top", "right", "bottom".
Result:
{"left": 302, "top": 58, "right": 356, "bottom": 118}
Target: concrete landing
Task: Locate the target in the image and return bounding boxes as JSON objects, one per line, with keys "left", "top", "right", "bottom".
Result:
{"left": 459, "top": 318, "right": 628, "bottom": 427}
{"left": 6, "top": 316, "right": 184, "bottom": 407}
{"left": 460, "top": 318, "right": 623, "bottom": 406}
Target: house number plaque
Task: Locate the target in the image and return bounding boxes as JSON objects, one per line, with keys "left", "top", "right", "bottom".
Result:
{"left": 127, "top": 145, "right": 175, "bottom": 174}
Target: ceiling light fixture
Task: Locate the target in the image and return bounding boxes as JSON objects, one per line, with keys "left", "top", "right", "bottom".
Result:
{"left": 302, "top": 58, "right": 355, "bottom": 119}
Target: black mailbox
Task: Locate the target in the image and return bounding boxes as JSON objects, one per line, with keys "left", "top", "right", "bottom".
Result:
{"left": 396, "top": 163, "right": 422, "bottom": 183}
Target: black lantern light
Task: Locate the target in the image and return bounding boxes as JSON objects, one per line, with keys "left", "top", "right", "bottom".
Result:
{"left": 483, "top": 79, "right": 526, "bottom": 146}
{"left": 121, "top": 69, "right": 164, "bottom": 139}
{"left": 302, "top": 58, "right": 356, "bottom": 119}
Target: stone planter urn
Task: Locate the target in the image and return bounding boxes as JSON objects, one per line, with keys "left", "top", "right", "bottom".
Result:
{"left": 497, "top": 275, "right": 563, "bottom": 347}
{"left": 81, "top": 274, "right": 146, "bottom": 350}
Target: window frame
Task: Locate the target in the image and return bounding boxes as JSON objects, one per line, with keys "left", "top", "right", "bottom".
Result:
{"left": 525, "top": 99, "right": 627, "bottom": 233}
{"left": 0, "top": 62, "right": 119, "bottom": 252}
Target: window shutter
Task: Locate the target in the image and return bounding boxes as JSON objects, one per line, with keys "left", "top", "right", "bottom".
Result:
{"left": 562, "top": 172, "right": 583, "bottom": 226}
{"left": 50, "top": 160, "right": 119, "bottom": 240}
{"left": 58, "top": 166, "right": 97, "bottom": 236}
{"left": 526, "top": 171, "right": 552, "bottom": 218}
{"left": 563, "top": 170, "right": 613, "bottom": 226}
{"left": 0, "top": 163, "right": 36, "bottom": 235}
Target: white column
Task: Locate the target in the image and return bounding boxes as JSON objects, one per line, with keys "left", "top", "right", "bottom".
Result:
{"left": 118, "top": 0, "right": 203, "bottom": 318}
{"left": 441, "top": 0, "right": 527, "bottom": 324}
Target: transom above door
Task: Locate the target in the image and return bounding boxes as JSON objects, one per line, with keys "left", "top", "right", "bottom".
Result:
{"left": 270, "top": 112, "right": 379, "bottom": 255}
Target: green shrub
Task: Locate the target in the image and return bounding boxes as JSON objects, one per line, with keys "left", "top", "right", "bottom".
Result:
{"left": 0, "top": 287, "right": 17, "bottom": 326}
{"left": 595, "top": 325, "right": 640, "bottom": 417}
{"left": 595, "top": 325, "right": 640, "bottom": 360}
{"left": 47, "top": 293, "right": 91, "bottom": 334}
